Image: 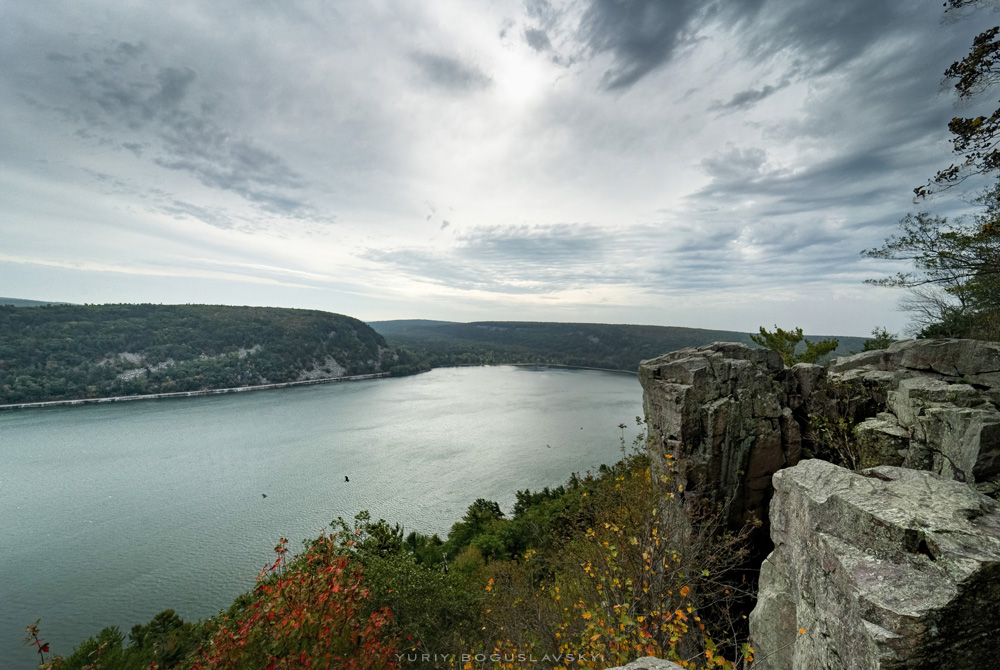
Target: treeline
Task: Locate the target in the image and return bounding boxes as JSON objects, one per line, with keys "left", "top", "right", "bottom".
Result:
{"left": 0, "top": 304, "right": 421, "bottom": 405}
{"left": 37, "top": 441, "right": 756, "bottom": 669}
{"left": 371, "top": 320, "right": 867, "bottom": 372}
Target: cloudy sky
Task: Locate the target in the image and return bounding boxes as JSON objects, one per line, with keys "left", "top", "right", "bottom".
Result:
{"left": 0, "top": 0, "right": 992, "bottom": 335}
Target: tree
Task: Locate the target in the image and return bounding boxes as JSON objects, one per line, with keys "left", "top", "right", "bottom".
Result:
{"left": 864, "top": 190, "right": 1000, "bottom": 338}
{"left": 869, "top": 0, "right": 1000, "bottom": 339}
{"left": 750, "top": 326, "right": 839, "bottom": 366}
{"left": 862, "top": 327, "right": 898, "bottom": 351}
{"left": 916, "top": 1, "right": 1000, "bottom": 196}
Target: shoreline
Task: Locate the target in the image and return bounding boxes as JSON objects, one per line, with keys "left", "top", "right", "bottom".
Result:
{"left": 0, "top": 363, "right": 636, "bottom": 412}
{"left": 0, "top": 373, "right": 389, "bottom": 411}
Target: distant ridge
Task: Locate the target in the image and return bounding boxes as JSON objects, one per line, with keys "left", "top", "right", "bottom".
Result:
{"left": 369, "top": 319, "right": 868, "bottom": 373}
{"left": 0, "top": 297, "right": 73, "bottom": 307}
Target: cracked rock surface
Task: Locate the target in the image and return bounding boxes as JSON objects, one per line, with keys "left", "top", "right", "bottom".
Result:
{"left": 749, "top": 459, "right": 1000, "bottom": 670}
{"left": 831, "top": 339, "right": 1000, "bottom": 497}
{"left": 639, "top": 342, "right": 802, "bottom": 533}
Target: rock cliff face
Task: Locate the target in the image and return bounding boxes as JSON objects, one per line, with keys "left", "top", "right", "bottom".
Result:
{"left": 749, "top": 460, "right": 1000, "bottom": 670}
{"left": 639, "top": 343, "right": 802, "bottom": 534}
{"left": 639, "top": 340, "right": 1000, "bottom": 534}
{"left": 636, "top": 338, "right": 1000, "bottom": 669}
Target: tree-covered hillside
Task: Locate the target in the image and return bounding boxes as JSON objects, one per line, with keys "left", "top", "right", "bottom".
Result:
{"left": 0, "top": 304, "right": 405, "bottom": 404}
{"left": 370, "top": 320, "right": 867, "bottom": 372}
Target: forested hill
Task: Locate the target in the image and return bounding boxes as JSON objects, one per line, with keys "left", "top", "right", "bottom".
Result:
{"left": 0, "top": 304, "right": 408, "bottom": 405}
{"left": 370, "top": 320, "right": 868, "bottom": 372}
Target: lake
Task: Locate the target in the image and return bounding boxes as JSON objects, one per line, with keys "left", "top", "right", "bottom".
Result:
{"left": 0, "top": 366, "right": 642, "bottom": 667}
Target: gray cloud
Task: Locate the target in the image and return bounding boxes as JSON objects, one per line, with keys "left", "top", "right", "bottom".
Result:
{"left": 23, "top": 37, "right": 318, "bottom": 220}
{"left": 558, "top": 0, "right": 915, "bottom": 93}
{"left": 578, "top": 0, "right": 704, "bottom": 90}
{"left": 150, "top": 66, "right": 196, "bottom": 108}
{"left": 159, "top": 199, "right": 237, "bottom": 231}
{"left": 0, "top": 0, "right": 980, "bottom": 333}
{"left": 736, "top": 0, "right": 905, "bottom": 76}
{"left": 713, "top": 81, "right": 788, "bottom": 112}
{"left": 365, "top": 223, "right": 641, "bottom": 293}
{"left": 524, "top": 28, "right": 553, "bottom": 53}
{"left": 457, "top": 223, "right": 606, "bottom": 263}
{"left": 700, "top": 146, "right": 772, "bottom": 184}
{"left": 411, "top": 51, "right": 492, "bottom": 91}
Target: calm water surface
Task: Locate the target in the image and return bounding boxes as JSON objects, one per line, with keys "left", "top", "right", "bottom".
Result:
{"left": 1, "top": 366, "right": 641, "bottom": 667}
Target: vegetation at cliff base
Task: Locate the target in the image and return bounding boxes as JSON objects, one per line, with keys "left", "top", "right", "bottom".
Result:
{"left": 0, "top": 304, "right": 411, "bottom": 404}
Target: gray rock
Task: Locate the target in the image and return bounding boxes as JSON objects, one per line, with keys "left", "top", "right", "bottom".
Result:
{"left": 640, "top": 343, "right": 801, "bottom": 530}
{"left": 854, "top": 415, "right": 908, "bottom": 469}
{"left": 832, "top": 339, "right": 1000, "bottom": 387}
{"left": 749, "top": 459, "right": 1000, "bottom": 670}
{"left": 829, "top": 349, "right": 891, "bottom": 374}
{"left": 890, "top": 338, "right": 1000, "bottom": 384}
{"left": 877, "top": 375, "right": 1000, "bottom": 488}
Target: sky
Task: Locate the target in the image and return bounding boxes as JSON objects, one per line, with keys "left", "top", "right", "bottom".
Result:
{"left": 0, "top": 0, "right": 994, "bottom": 336}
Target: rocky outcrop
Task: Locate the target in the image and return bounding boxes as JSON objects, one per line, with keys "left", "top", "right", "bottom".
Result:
{"left": 830, "top": 339, "right": 1000, "bottom": 497}
{"left": 638, "top": 340, "right": 1000, "bottom": 535}
{"left": 749, "top": 459, "right": 1000, "bottom": 670}
{"left": 639, "top": 343, "right": 803, "bottom": 531}
{"left": 639, "top": 338, "right": 1000, "bottom": 670}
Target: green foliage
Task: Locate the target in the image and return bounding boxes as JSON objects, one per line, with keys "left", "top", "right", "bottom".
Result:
{"left": 470, "top": 451, "right": 757, "bottom": 669}
{"left": 807, "top": 416, "right": 861, "bottom": 471}
{"left": 749, "top": 326, "right": 839, "bottom": 366}
{"left": 0, "top": 303, "right": 415, "bottom": 404}
{"left": 862, "top": 327, "right": 897, "bottom": 351}
{"left": 802, "top": 376, "right": 882, "bottom": 471}
{"left": 32, "top": 611, "right": 206, "bottom": 670}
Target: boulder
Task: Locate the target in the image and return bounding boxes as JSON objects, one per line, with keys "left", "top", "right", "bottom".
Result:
{"left": 854, "top": 414, "right": 908, "bottom": 469}
{"left": 749, "top": 459, "right": 1000, "bottom": 670}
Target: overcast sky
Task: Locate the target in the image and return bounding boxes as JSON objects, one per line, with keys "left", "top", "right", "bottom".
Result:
{"left": 1, "top": 0, "right": 992, "bottom": 335}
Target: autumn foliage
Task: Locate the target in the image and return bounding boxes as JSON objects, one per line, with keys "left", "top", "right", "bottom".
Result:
{"left": 470, "top": 447, "right": 756, "bottom": 670}
{"left": 191, "top": 535, "right": 399, "bottom": 670}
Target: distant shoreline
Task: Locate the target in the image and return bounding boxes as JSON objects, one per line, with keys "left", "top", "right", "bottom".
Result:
{"left": 0, "top": 373, "right": 389, "bottom": 411}
{"left": 0, "top": 363, "right": 637, "bottom": 411}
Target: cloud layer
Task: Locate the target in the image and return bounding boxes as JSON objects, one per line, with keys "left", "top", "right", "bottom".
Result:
{"left": 0, "top": 0, "right": 990, "bottom": 334}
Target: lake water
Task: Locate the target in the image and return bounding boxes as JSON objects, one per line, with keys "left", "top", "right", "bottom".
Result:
{"left": 0, "top": 366, "right": 642, "bottom": 667}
